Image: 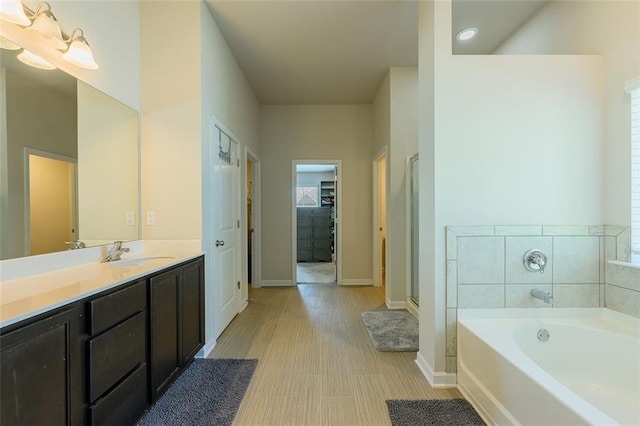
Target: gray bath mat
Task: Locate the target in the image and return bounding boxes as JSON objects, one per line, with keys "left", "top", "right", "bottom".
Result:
{"left": 361, "top": 311, "right": 418, "bottom": 351}
{"left": 138, "top": 358, "right": 257, "bottom": 426}
{"left": 386, "top": 399, "right": 486, "bottom": 425}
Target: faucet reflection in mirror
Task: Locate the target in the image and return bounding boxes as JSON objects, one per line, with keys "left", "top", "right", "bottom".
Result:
{"left": 0, "top": 1, "right": 98, "bottom": 70}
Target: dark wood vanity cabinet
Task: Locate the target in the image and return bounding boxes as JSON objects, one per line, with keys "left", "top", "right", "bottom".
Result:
{"left": 0, "top": 308, "right": 81, "bottom": 426}
{"left": 86, "top": 280, "right": 148, "bottom": 426}
{"left": 149, "top": 257, "right": 205, "bottom": 401}
{"left": 0, "top": 256, "right": 205, "bottom": 426}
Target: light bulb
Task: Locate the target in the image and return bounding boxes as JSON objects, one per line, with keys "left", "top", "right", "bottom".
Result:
{"left": 17, "top": 49, "right": 56, "bottom": 70}
{"left": 0, "top": 0, "right": 30, "bottom": 26}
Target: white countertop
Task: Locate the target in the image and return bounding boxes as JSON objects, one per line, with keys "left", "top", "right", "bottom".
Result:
{"left": 0, "top": 243, "right": 204, "bottom": 329}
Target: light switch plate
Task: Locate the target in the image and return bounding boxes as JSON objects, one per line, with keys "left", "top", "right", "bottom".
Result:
{"left": 125, "top": 211, "right": 135, "bottom": 226}
{"left": 147, "top": 211, "right": 157, "bottom": 226}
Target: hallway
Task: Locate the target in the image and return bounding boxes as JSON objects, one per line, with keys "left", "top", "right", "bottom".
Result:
{"left": 210, "top": 285, "right": 460, "bottom": 425}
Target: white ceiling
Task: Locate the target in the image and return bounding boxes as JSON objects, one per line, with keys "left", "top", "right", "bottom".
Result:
{"left": 205, "top": 0, "right": 547, "bottom": 105}
{"left": 452, "top": 0, "right": 547, "bottom": 55}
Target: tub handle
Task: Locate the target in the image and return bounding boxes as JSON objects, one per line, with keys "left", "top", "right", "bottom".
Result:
{"left": 524, "top": 249, "right": 547, "bottom": 274}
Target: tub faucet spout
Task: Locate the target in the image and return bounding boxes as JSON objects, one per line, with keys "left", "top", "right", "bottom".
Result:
{"left": 530, "top": 288, "right": 553, "bottom": 304}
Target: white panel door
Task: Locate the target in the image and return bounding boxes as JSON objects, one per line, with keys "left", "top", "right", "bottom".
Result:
{"left": 211, "top": 125, "right": 240, "bottom": 338}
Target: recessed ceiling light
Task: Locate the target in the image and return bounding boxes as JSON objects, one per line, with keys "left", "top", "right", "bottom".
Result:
{"left": 456, "top": 27, "right": 479, "bottom": 41}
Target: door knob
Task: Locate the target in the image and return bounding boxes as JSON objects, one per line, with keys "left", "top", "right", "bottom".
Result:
{"left": 215, "top": 240, "right": 225, "bottom": 247}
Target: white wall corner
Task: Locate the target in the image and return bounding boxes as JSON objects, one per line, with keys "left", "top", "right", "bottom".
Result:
{"left": 415, "top": 351, "right": 457, "bottom": 388}
{"left": 196, "top": 338, "right": 216, "bottom": 359}
{"left": 386, "top": 299, "right": 408, "bottom": 310}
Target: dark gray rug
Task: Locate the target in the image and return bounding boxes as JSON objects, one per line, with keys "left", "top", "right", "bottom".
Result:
{"left": 386, "top": 399, "right": 485, "bottom": 426}
{"left": 138, "top": 358, "right": 257, "bottom": 426}
{"left": 361, "top": 311, "right": 418, "bottom": 351}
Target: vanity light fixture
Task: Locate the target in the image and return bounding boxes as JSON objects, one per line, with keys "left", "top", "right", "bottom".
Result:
{"left": 62, "top": 28, "right": 98, "bottom": 70}
{"left": 17, "top": 48, "right": 56, "bottom": 70}
{"left": 25, "top": 2, "right": 66, "bottom": 50}
{"left": 456, "top": 26, "right": 479, "bottom": 41}
{"left": 1, "top": 1, "right": 98, "bottom": 70}
{"left": 0, "top": 35, "right": 21, "bottom": 50}
{"left": 0, "top": 0, "right": 30, "bottom": 26}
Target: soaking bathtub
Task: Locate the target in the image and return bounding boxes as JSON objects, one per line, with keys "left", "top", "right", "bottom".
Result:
{"left": 457, "top": 308, "right": 640, "bottom": 426}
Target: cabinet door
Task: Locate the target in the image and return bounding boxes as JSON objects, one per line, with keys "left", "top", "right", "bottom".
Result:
{"left": 180, "top": 258, "right": 205, "bottom": 366}
{"left": 149, "top": 269, "right": 181, "bottom": 401}
{"left": 1, "top": 308, "right": 79, "bottom": 426}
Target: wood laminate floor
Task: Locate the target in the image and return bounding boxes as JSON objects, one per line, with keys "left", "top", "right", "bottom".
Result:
{"left": 210, "top": 285, "right": 461, "bottom": 425}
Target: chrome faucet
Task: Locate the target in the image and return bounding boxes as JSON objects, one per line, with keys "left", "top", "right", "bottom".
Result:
{"left": 101, "top": 241, "right": 130, "bottom": 263}
{"left": 65, "top": 240, "right": 85, "bottom": 250}
{"left": 530, "top": 288, "right": 553, "bottom": 304}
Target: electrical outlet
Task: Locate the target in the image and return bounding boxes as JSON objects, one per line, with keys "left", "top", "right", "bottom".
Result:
{"left": 147, "top": 211, "right": 157, "bottom": 226}
{"left": 125, "top": 211, "right": 135, "bottom": 226}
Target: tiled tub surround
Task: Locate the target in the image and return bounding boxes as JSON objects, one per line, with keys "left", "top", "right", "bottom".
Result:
{"left": 606, "top": 261, "right": 640, "bottom": 318}
{"left": 0, "top": 239, "right": 203, "bottom": 327}
{"left": 445, "top": 225, "right": 631, "bottom": 374}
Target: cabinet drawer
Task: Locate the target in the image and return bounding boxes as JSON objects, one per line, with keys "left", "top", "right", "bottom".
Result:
{"left": 88, "top": 280, "right": 146, "bottom": 335}
{"left": 88, "top": 311, "right": 146, "bottom": 403}
{"left": 89, "top": 362, "right": 148, "bottom": 426}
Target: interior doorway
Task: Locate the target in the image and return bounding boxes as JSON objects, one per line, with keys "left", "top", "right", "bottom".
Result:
{"left": 373, "top": 148, "right": 387, "bottom": 290}
{"left": 245, "top": 147, "right": 260, "bottom": 291}
{"left": 292, "top": 160, "right": 342, "bottom": 285}
{"left": 25, "top": 149, "right": 78, "bottom": 256}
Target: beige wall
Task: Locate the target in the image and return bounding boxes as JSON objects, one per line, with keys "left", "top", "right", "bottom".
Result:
{"left": 77, "top": 82, "right": 138, "bottom": 242}
{"left": 3, "top": 71, "right": 77, "bottom": 259}
{"left": 201, "top": 3, "right": 260, "bottom": 155}
{"left": 140, "top": 1, "right": 202, "bottom": 240}
{"left": 372, "top": 72, "right": 391, "bottom": 155}
{"left": 417, "top": 0, "right": 438, "bottom": 376}
{"left": 260, "top": 105, "right": 373, "bottom": 283}
{"left": 372, "top": 68, "right": 419, "bottom": 304}
{"left": 141, "top": 2, "right": 259, "bottom": 241}
{"left": 494, "top": 0, "right": 640, "bottom": 227}
{"left": 387, "top": 68, "right": 418, "bottom": 304}
{"left": 419, "top": 0, "right": 606, "bottom": 380}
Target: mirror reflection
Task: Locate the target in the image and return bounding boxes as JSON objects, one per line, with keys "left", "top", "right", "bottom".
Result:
{"left": 1, "top": 47, "right": 139, "bottom": 260}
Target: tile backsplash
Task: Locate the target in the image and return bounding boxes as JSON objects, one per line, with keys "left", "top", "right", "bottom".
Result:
{"left": 446, "top": 224, "right": 632, "bottom": 374}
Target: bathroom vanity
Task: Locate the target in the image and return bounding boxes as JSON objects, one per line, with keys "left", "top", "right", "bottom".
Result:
{"left": 0, "top": 255, "right": 204, "bottom": 426}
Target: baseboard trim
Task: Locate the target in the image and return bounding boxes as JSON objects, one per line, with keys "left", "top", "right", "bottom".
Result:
{"left": 261, "top": 280, "right": 295, "bottom": 287}
{"left": 406, "top": 298, "right": 419, "bottom": 318}
{"left": 415, "top": 351, "right": 457, "bottom": 388}
{"left": 196, "top": 338, "right": 216, "bottom": 359}
{"left": 386, "top": 300, "right": 407, "bottom": 310}
{"left": 341, "top": 279, "right": 373, "bottom": 286}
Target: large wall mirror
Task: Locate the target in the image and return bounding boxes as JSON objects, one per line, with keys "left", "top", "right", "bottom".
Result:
{"left": 0, "top": 45, "right": 139, "bottom": 261}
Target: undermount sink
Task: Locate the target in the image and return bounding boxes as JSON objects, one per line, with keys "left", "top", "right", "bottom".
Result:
{"left": 107, "top": 256, "right": 175, "bottom": 267}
